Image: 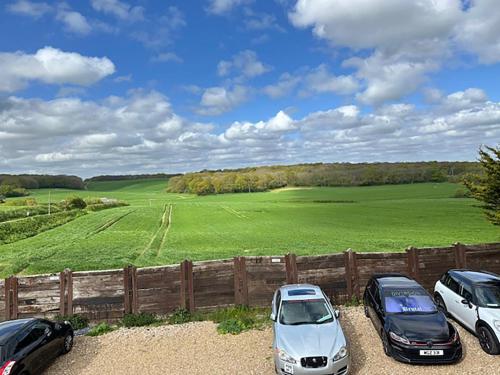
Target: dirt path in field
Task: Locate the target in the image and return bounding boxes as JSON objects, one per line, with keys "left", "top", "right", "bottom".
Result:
{"left": 45, "top": 307, "right": 498, "bottom": 375}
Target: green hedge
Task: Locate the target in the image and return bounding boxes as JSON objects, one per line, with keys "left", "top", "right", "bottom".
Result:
{"left": 0, "top": 210, "right": 85, "bottom": 244}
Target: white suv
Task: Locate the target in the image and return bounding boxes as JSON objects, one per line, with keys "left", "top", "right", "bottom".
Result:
{"left": 434, "top": 269, "right": 500, "bottom": 355}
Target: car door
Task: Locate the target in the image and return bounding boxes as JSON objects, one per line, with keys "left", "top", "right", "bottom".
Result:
{"left": 15, "top": 321, "right": 54, "bottom": 374}
{"left": 442, "top": 274, "right": 462, "bottom": 318}
{"left": 455, "top": 283, "right": 478, "bottom": 331}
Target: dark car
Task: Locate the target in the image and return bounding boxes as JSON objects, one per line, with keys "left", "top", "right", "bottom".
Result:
{"left": 0, "top": 318, "right": 73, "bottom": 375}
{"left": 363, "top": 273, "right": 462, "bottom": 364}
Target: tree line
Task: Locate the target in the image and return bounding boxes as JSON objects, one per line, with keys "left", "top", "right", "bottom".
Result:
{"left": 0, "top": 174, "right": 85, "bottom": 190}
{"left": 167, "top": 162, "right": 482, "bottom": 196}
{"left": 86, "top": 173, "right": 179, "bottom": 182}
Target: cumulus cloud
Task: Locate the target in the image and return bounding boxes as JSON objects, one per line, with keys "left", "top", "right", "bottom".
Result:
{"left": 0, "top": 47, "right": 115, "bottom": 92}
{"left": 197, "top": 85, "right": 249, "bottom": 116}
{"left": 90, "top": 0, "right": 144, "bottom": 22}
{"left": 151, "top": 52, "right": 183, "bottom": 63}
{"left": 56, "top": 5, "right": 92, "bottom": 35}
{"left": 6, "top": 0, "right": 52, "bottom": 18}
{"left": 217, "top": 50, "right": 271, "bottom": 79}
{"left": 0, "top": 88, "right": 498, "bottom": 176}
{"left": 286, "top": 0, "right": 500, "bottom": 105}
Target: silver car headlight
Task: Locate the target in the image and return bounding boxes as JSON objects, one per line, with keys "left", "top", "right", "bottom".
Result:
{"left": 494, "top": 320, "right": 500, "bottom": 331}
{"left": 278, "top": 349, "right": 297, "bottom": 364}
{"left": 389, "top": 331, "right": 410, "bottom": 345}
{"left": 333, "top": 345, "right": 348, "bottom": 361}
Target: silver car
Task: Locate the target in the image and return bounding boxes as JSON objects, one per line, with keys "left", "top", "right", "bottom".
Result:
{"left": 271, "top": 284, "right": 350, "bottom": 375}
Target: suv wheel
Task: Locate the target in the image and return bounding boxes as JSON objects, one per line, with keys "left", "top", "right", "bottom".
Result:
{"left": 62, "top": 333, "right": 74, "bottom": 354}
{"left": 364, "top": 305, "right": 369, "bottom": 317}
{"left": 477, "top": 325, "right": 500, "bottom": 355}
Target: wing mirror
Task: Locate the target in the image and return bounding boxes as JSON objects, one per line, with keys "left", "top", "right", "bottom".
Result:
{"left": 270, "top": 313, "right": 276, "bottom": 321}
{"left": 334, "top": 309, "right": 340, "bottom": 319}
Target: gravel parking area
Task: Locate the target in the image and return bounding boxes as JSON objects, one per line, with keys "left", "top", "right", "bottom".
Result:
{"left": 45, "top": 307, "right": 498, "bottom": 375}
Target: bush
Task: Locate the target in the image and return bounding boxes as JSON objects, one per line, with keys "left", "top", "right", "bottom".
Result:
{"left": 168, "top": 308, "right": 194, "bottom": 325}
{"left": 217, "top": 317, "right": 254, "bottom": 335}
{"left": 55, "top": 314, "right": 89, "bottom": 330}
{"left": 4, "top": 198, "right": 38, "bottom": 207}
{"left": 87, "top": 323, "right": 115, "bottom": 336}
{"left": 121, "top": 312, "right": 161, "bottom": 327}
{"left": 453, "top": 188, "right": 472, "bottom": 198}
{"left": 61, "top": 196, "right": 87, "bottom": 210}
{"left": 0, "top": 185, "right": 30, "bottom": 198}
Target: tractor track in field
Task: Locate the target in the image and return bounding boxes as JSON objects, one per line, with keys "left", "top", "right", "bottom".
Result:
{"left": 135, "top": 203, "right": 173, "bottom": 260}
{"left": 220, "top": 205, "right": 247, "bottom": 219}
{"left": 85, "top": 209, "right": 136, "bottom": 238}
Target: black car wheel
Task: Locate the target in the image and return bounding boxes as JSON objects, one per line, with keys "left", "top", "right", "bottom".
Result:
{"left": 434, "top": 294, "right": 448, "bottom": 316}
{"left": 62, "top": 333, "right": 74, "bottom": 354}
{"left": 381, "top": 331, "right": 391, "bottom": 357}
{"left": 477, "top": 325, "right": 500, "bottom": 355}
{"left": 364, "top": 305, "right": 369, "bottom": 318}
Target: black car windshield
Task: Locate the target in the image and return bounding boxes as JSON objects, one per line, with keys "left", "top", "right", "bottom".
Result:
{"left": 279, "top": 299, "right": 333, "bottom": 325}
{"left": 383, "top": 288, "right": 437, "bottom": 314}
{"left": 475, "top": 283, "right": 500, "bottom": 308}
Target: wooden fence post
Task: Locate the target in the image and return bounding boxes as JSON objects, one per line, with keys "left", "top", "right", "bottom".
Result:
{"left": 4, "top": 276, "right": 18, "bottom": 320}
{"left": 233, "top": 257, "right": 249, "bottom": 306}
{"left": 180, "top": 260, "right": 194, "bottom": 312}
{"left": 123, "top": 265, "right": 137, "bottom": 315}
{"left": 59, "top": 269, "right": 73, "bottom": 316}
{"left": 344, "top": 249, "right": 360, "bottom": 300}
{"left": 454, "top": 243, "right": 467, "bottom": 268}
{"left": 285, "top": 253, "right": 298, "bottom": 284}
{"left": 407, "top": 247, "right": 420, "bottom": 281}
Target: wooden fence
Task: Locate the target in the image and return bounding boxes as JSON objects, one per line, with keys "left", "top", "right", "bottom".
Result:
{"left": 1, "top": 242, "right": 499, "bottom": 322}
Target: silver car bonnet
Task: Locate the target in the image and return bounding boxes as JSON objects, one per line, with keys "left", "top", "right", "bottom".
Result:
{"left": 275, "top": 319, "right": 346, "bottom": 359}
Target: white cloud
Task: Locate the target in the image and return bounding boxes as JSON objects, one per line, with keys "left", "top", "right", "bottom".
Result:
{"left": 263, "top": 72, "right": 301, "bottom": 98}
{"left": 197, "top": 85, "right": 249, "bottom": 116}
{"left": 289, "top": 0, "right": 461, "bottom": 50}
{"left": 151, "top": 52, "right": 183, "bottom": 63}
{"left": 456, "top": 0, "right": 500, "bottom": 64}
{"left": 90, "top": 0, "right": 144, "bottom": 22}
{"left": 207, "top": 0, "right": 252, "bottom": 15}
{"left": 217, "top": 50, "right": 271, "bottom": 79}
{"left": 303, "top": 64, "right": 359, "bottom": 95}
{"left": 0, "top": 88, "right": 498, "bottom": 176}
{"left": 56, "top": 6, "right": 92, "bottom": 35}
{"left": 6, "top": 0, "right": 52, "bottom": 18}
{"left": 0, "top": 47, "right": 115, "bottom": 92}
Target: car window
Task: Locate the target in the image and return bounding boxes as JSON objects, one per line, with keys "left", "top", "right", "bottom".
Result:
{"left": 461, "top": 284, "right": 474, "bottom": 302}
{"left": 369, "top": 280, "right": 378, "bottom": 298}
{"left": 440, "top": 273, "right": 449, "bottom": 284}
{"left": 475, "top": 284, "right": 500, "bottom": 308}
{"left": 373, "top": 287, "right": 381, "bottom": 307}
{"left": 383, "top": 288, "right": 437, "bottom": 314}
{"left": 276, "top": 291, "right": 281, "bottom": 313}
{"left": 445, "top": 275, "right": 460, "bottom": 294}
{"left": 15, "top": 323, "right": 49, "bottom": 353}
{"left": 279, "top": 299, "right": 333, "bottom": 325}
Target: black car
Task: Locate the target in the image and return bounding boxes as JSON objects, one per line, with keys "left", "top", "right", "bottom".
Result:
{"left": 363, "top": 273, "right": 462, "bottom": 364}
{"left": 0, "top": 318, "right": 73, "bottom": 375}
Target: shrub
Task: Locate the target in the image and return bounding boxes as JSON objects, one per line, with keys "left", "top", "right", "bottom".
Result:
{"left": 217, "top": 317, "right": 254, "bottom": 335}
{"left": 452, "top": 188, "right": 472, "bottom": 198}
{"left": 168, "top": 308, "right": 193, "bottom": 325}
{"left": 61, "top": 196, "right": 87, "bottom": 210}
{"left": 87, "top": 323, "right": 115, "bottom": 336}
{"left": 55, "top": 314, "right": 89, "bottom": 330}
{"left": 121, "top": 312, "right": 161, "bottom": 327}
{"left": 0, "top": 185, "right": 30, "bottom": 198}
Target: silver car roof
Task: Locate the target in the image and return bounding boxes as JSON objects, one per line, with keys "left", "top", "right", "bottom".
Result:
{"left": 279, "top": 284, "right": 325, "bottom": 301}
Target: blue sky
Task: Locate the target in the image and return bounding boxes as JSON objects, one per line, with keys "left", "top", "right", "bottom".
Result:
{"left": 0, "top": 0, "right": 499, "bottom": 177}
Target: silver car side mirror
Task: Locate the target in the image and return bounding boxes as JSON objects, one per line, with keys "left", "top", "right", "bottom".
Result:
{"left": 334, "top": 309, "right": 340, "bottom": 319}
{"left": 270, "top": 313, "right": 276, "bottom": 321}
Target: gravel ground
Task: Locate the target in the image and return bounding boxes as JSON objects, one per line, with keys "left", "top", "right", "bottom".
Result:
{"left": 44, "top": 307, "right": 498, "bottom": 375}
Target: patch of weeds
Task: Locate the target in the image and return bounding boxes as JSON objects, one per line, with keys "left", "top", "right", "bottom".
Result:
{"left": 211, "top": 305, "right": 271, "bottom": 335}
{"left": 87, "top": 322, "right": 115, "bottom": 337}
{"left": 121, "top": 312, "right": 162, "bottom": 328}
{"left": 55, "top": 314, "right": 89, "bottom": 330}
{"left": 344, "top": 296, "right": 362, "bottom": 307}
{"left": 217, "top": 318, "right": 253, "bottom": 335}
{"left": 167, "top": 308, "right": 203, "bottom": 324}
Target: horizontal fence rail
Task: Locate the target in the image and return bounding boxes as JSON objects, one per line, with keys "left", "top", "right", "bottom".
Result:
{"left": 1, "top": 242, "right": 499, "bottom": 322}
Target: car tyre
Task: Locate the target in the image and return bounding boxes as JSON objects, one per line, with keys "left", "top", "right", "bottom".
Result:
{"left": 364, "top": 305, "right": 369, "bottom": 318}
{"left": 477, "top": 325, "right": 500, "bottom": 355}
{"left": 62, "top": 333, "right": 74, "bottom": 354}
{"left": 381, "top": 331, "right": 391, "bottom": 357}
{"left": 434, "top": 294, "right": 448, "bottom": 316}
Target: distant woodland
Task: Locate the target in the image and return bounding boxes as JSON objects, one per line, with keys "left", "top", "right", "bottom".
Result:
{"left": 86, "top": 173, "right": 179, "bottom": 182}
{"left": 0, "top": 175, "right": 85, "bottom": 191}
{"left": 167, "top": 162, "right": 481, "bottom": 195}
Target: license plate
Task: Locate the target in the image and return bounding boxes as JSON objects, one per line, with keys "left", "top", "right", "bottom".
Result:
{"left": 284, "top": 363, "right": 294, "bottom": 374}
{"left": 419, "top": 350, "right": 443, "bottom": 356}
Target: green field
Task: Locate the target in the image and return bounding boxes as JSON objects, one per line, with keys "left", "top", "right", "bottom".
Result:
{"left": 0, "top": 180, "right": 498, "bottom": 277}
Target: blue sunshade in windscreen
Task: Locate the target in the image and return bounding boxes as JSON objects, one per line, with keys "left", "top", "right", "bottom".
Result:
{"left": 288, "top": 289, "right": 317, "bottom": 296}
{"left": 384, "top": 289, "right": 436, "bottom": 313}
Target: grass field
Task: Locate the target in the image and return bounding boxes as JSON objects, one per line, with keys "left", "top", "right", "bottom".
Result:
{"left": 0, "top": 180, "right": 498, "bottom": 277}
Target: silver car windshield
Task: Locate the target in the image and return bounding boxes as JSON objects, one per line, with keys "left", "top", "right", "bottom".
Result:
{"left": 279, "top": 299, "right": 333, "bottom": 325}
